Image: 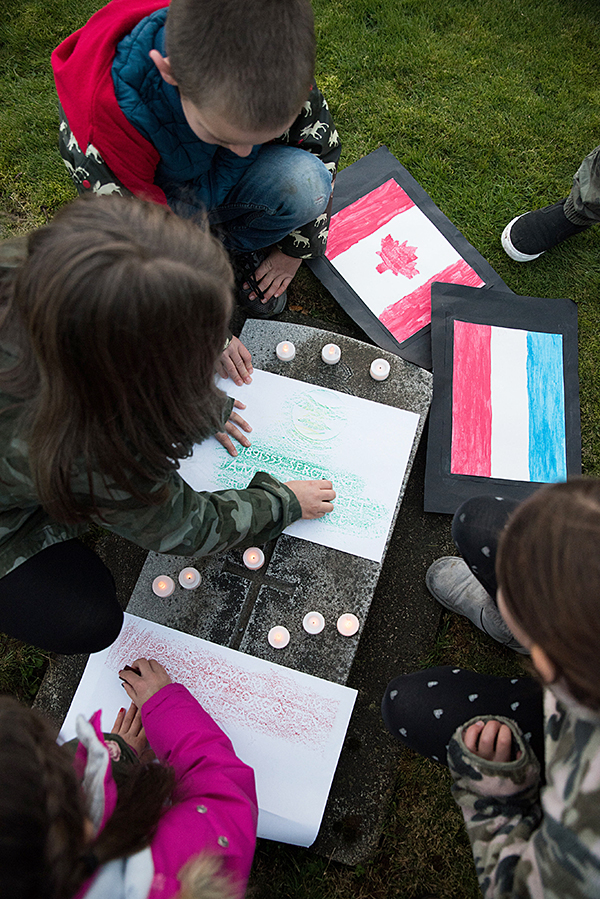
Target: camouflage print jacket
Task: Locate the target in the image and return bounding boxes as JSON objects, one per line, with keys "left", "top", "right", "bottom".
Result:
{"left": 0, "top": 239, "right": 301, "bottom": 576}
{"left": 448, "top": 685, "right": 600, "bottom": 899}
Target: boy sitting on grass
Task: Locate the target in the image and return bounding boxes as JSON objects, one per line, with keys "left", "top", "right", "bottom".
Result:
{"left": 52, "top": 0, "right": 340, "bottom": 330}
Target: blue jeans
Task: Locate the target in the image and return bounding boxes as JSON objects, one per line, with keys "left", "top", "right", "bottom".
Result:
{"left": 207, "top": 145, "right": 333, "bottom": 252}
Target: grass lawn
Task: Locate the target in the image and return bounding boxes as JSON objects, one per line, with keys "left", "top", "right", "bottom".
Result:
{"left": 1, "top": 0, "right": 599, "bottom": 896}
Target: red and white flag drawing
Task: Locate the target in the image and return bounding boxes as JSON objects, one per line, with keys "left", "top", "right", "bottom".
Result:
{"left": 325, "top": 179, "right": 484, "bottom": 343}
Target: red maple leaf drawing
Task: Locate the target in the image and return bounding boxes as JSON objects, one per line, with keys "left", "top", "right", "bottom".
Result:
{"left": 375, "top": 234, "right": 419, "bottom": 278}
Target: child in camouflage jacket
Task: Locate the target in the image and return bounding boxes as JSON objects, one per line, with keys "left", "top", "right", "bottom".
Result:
{"left": 383, "top": 479, "right": 600, "bottom": 898}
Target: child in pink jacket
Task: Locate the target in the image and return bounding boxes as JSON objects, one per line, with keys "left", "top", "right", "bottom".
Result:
{"left": 0, "top": 659, "right": 257, "bottom": 899}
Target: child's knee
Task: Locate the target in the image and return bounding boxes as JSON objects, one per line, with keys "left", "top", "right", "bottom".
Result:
{"left": 280, "top": 152, "right": 332, "bottom": 220}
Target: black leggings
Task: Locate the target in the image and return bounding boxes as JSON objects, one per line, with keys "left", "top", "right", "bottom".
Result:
{"left": 382, "top": 495, "right": 545, "bottom": 766}
{"left": 382, "top": 666, "right": 544, "bottom": 767}
{"left": 451, "top": 494, "right": 520, "bottom": 600}
{"left": 0, "top": 539, "right": 123, "bottom": 654}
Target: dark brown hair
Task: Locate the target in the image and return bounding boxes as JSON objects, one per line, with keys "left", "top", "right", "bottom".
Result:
{"left": 0, "top": 195, "right": 233, "bottom": 524}
{"left": 497, "top": 478, "right": 600, "bottom": 709}
{"left": 0, "top": 695, "right": 175, "bottom": 899}
{"left": 166, "top": 0, "right": 315, "bottom": 131}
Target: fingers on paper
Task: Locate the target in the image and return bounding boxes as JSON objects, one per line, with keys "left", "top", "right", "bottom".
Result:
{"left": 218, "top": 337, "right": 253, "bottom": 385}
{"left": 285, "top": 479, "right": 336, "bottom": 520}
{"left": 118, "top": 658, "right": 171, "bottom": 707}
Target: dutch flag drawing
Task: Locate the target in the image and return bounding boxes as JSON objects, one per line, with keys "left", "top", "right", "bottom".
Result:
{"left": 451, "top": 320, "right": 567, "bottom": 483}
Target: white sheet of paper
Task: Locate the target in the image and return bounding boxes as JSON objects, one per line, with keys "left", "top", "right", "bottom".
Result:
{"left": 329, "top": 206, "right": 463, "bottom": 317}
{"left": 178, "top": 369, "right": 420, "bottom": 563}
{"left": 60, "top": 614, "right": 357, "bottom": 847}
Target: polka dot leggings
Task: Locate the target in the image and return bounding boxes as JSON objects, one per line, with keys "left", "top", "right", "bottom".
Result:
{"left": 382, "top": 666, "right": 544, "bottom": 767}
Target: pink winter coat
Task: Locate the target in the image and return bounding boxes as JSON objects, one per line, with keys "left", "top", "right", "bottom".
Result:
{"left": 74, "top": 683, "right": 258, "bottom": 899}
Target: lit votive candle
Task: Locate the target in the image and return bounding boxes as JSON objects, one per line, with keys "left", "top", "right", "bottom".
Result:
{"left": 370, "top": 358, "right": 391, "bottom": 381}
{"left": 268, "top": 625, "right": 290, "bottom": 649}
{"left": 243, "top": 547, "right": 265, "bottom": 570}
{"left": 322, "top": 343, "right": 341, "bottom": 365}
{"left": 337, "top": 613, "right": 360, "bottom": 637}
{"left": 152, "top": 575, "right": 175, "bottom": 597}
{"left": 178, "top": 567, "right": 201, "bottom": 589}
{"left": 303, "top": 611, "right": 325, "bottom": 634}
{"left": 276, "top": 340, "right": 296, "bottom": 362}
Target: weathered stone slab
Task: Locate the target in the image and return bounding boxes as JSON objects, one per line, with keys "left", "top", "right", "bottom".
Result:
{"left": 127, "top": 320, "right": 432, "bottom": 685}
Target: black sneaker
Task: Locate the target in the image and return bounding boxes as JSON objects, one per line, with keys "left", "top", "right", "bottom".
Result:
{"left": 501, "top": 200, "right": 590, "bottom": 262}
{"left": 230, "top": 249, "right": 287, "bottom": 318}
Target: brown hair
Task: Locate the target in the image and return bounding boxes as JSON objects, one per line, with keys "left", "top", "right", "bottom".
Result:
{"left": 166, "top": 0, "right": 315, "bottom": 131}
{"left": 497, "top": 478, "right": 600, "bottom": 709}
{"left": 0, "top": 695, "right": 175, "bottom": 899}
{"left": 0, "top": 195, "right": 233, "bottom": 524}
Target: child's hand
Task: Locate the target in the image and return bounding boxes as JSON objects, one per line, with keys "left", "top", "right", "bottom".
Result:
{"left": 119, "top": 658, "right": 172, "bottom": 708}
{"left": 463, "top": 719, "right": 517, "bottom": 763}
{"left": 285, "top": 479, "right": 335, "bottom": 519}
{"left": 246, "top": 248, "right": 302, "bottom": 302}
{"left": 215, "top": 399, "right": 252, "bottom": 456}
{"left": 216, "top": 336, "right": 253, "bottom": 386}
{"left": 111, "top": 702, "right": 152, "bottom": 759}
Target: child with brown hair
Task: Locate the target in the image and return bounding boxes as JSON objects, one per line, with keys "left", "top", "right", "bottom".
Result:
{"left": 383, "top": 479, "right": 600, "bottom": 898}
{"left": 52, "top": 0, "right": 340, "bottom": 329}
{"left": 0, "top": 195, "right": 335, "bottom": 655}
{"left": 0, "top": 658, "right": 257, "bottom": 899}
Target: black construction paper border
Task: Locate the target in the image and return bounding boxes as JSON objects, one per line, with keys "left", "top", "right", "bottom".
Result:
{"left": 424, "top": 282, "right": 581, "bottom": 514}
{"left": 307, "top": 146, "right": 511, "bottom": 370}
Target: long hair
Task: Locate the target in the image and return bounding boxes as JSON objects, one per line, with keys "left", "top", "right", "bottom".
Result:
{"left": 0, "top": 696, "right": 175, "bottom": 899}
{"left": 497, "top": 478, "right": 600, "bottom": 709}
{"left": 0, "top": 195, "right": 233, "bottom": 524}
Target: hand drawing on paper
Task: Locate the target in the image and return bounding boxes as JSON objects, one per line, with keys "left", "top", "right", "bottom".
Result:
{"left": 107, "top": 618, "right": 341, "bottom": 750}
{"left": 178, "top": 369, "right": 420, "bottom": 562}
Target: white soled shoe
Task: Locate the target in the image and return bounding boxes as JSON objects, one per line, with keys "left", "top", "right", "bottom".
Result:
{"left": 426, "top": 557, "right": 529, "bottom": 654}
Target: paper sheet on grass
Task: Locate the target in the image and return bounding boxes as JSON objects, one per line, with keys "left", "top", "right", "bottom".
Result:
{"left": 178, "top": 369, "right": 420, "bottom": 563}
{"left": 60, "top": 613, "right": 358, "bottom": 847}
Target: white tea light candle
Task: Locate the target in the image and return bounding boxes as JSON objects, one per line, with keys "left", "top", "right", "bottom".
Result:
{"left": 268, "top": 625, "right": 290, "bottom": 649}
{"left": 302, "top": 611, "right": 325, "bottom": 634}
{"left": 276, "top": 341, "right": 296, "bottom": 362}
{"left": 152, "top": 575, "right": 175, "bottom": 597}
{"left": 370, "top": 358, "right": 390, "bottom": 381}
{"left": 178, "top": 567, "right": 201, "bottom": 589}
{"left": 321, "top": 343, "right": 341, "bottom": 364}
{"left": 337, "top": 613, "right": 359, "bottom": 636}
{"left": 243, "top": 547, "right": 265, "bottom": 570}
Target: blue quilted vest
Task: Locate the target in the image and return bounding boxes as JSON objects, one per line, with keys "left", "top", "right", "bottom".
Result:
{"left": 112, "top": 9, "right": 260, "bottom": 210}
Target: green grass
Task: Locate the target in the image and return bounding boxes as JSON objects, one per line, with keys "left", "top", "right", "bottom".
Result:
{"left": 1, "top": 0, "right": 599, "bottom": 894}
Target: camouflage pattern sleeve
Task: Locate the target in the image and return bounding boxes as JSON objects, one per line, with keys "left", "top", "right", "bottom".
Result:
{"left": 92, "top": 470, "right": 302, "bottom": 557}
{"left": 273, "top": 82, "right": 341, "bottom": 260}
{"left": 448, "top": 704, "right": 600, "bottom": 899}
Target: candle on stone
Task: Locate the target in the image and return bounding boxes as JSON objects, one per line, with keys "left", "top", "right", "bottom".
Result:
{"left": 178, "top": 567, "right": 201, "bottom": 589}
{"left": 268, "top": 625, "right": 290, "bottom": 649}
{"left": 276, "top": 340, "right": 296, "bottom": 362}
{"left": 321, "top": 343, "right": 341, "bottom": 365}
{"left": 243, "top": 547, "right": 265, "bottom": 570}
{"left": 302, "top": 611, "right": 325, "bottom": 634}
{"left": 370, "top": 358, "right": 391, "bottom": 381}
{"left": 336, "top": 613, "right": 360, "bottom": 636}
{"left": 152, "top": 575, "right": 175, "bottom": 597}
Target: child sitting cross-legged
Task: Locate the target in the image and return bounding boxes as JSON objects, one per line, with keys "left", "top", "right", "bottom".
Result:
{"left": 52, "top": 0, "right": 340, "bottom": 344}
{"left": 383, "top": 479, "right": 600, "bottom": 898}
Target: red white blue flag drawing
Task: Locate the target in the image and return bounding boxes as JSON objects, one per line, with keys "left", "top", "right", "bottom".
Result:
{"left": 325, "top": 179, "right": 484, "bottom": 343}
{"left": 451, "top": 321, "right": 567, "bottom": 482}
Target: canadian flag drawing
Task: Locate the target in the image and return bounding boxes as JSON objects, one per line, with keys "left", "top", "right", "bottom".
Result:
{"left": 325, "top": 179, "right": 484, "bottom": 343}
